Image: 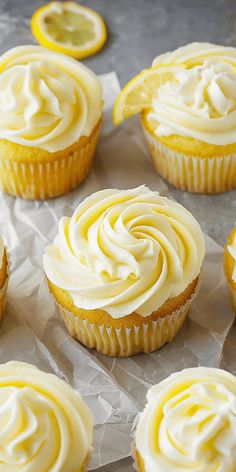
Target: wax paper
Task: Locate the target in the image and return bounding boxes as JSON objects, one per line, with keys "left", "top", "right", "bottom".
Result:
{"left": 0, "top": 73, "right": 234, "bottom": 470}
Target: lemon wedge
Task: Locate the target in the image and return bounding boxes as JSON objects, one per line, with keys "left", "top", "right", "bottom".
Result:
{"left": 113, "top": 64, "right": 184, "bottom": 125}
{"left": 31, "top": 1, "right": 107, "bottom": 59}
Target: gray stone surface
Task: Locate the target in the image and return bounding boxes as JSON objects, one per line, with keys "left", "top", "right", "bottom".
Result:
{"left": 1, "top": 0, "right": 236, "bottom": 470}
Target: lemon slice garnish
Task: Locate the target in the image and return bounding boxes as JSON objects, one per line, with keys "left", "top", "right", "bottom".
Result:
{"left": 113, "top": 64, "right": 184, "bottom": 125}
{"left": 31, "top": 1, "right": 107, "bottom": 59}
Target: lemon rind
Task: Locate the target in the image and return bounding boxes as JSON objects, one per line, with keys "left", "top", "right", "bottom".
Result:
{"left": 31, "top": 1, "right": 107, "bottom": 59}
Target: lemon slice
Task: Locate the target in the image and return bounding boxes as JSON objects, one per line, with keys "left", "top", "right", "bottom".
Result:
{"left": 31, "top": 1, "right": 107, "bottom": 59}
{"left": 113, "top": 64, "right": 184, "bottom": 125}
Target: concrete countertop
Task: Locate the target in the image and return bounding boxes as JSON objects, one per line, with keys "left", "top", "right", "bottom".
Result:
{"left": 1, "top": 0, "right": 236, "bottom": 470}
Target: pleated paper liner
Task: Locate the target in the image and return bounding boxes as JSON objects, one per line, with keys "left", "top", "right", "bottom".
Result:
{"left": 142, "top": 119, "right": 236, "bottom": 194}
{"left": 0, "top": 249, "right": 10, "bottom": 323}
{"left": 0, "top": 119, "right": 102, "bottom": 200}
{"left": 56, "top": 279, "right": 200, "bottom": 357}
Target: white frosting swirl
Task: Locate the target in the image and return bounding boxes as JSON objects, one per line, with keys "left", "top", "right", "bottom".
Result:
{"left": 43, "top": 186, "right": 205, "bottom": 318}
{"left": 148, "top": 43, "right": 236, "bottom": 145}
{"left": 0, "top": 361, "right": 93, "bottom": 471}
{"left": 152, "top": 42, "right": 236, "bottom": 67}
{"left": 0, "top": 236, "right": 4, "bottom": 267}
{"left": 136, "top": 367, "right": 236, "bottom": 472}
{"left": 0, "top": 46, "right": 102, "bottom": 152}
{"left": 228, "top": 230, "right": 236, "bottom": 282}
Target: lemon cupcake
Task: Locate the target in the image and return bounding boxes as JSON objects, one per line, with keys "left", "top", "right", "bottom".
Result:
{"left": 0, "top": 45, "right": 102, "bottom": 200}
{"left": 43, "top": 186, "right": 205, "bottom": 357}
{"left": 224, "top": 225, "right": 236, "bottom": 314}
{"left": 114, "top": 43, "right": 236, "bottom": 193}
{"left": 135, "top": 367, "right": 236, "bottom": 471}
{"left": 0, "top": 361, "right": 93, "bottom": 471}
{"left": 0, "top": 236, "right": 9, "bottom": 322}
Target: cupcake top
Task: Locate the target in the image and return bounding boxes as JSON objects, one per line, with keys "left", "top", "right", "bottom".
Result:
{"left": 148, "top": 42, "right": 236, "bottom": 145}
{"left": 0, "top": 361, "right": 93, "bottom": 470}
{"left": 0, "top": 235, "right": 4, "bottom": 266}
{"left": 136, "top": 367, "right": 236, "bottom": 472}
{"left": 43, "top": 186, "right": 205, "bottom": 318}
{"left": 227, "top": 228, "right": 236, "bottom": 281}
{"left": 0, "top": 45, "right": 102, "bottom": 152}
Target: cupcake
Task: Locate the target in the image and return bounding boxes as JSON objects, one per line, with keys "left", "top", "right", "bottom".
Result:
{"left": 0, "top": 236, "right": 9, "bottom": 321}
{"left": 0, "top": 361, "right": 93, "bottom": 471}
{"left": 224, "top": 225, "right": 236, "bottom": 314}
{"left": 114, "top": 43, "right": 236, "bottom": 193}
{"left": 0, "top": 45, "right": 102, "bottom": 200}
{"left": 43, "top": 186, "right": 205, "bottom": 357}
{"left": 135, "top": 367, "right": 236, "bottom": 471}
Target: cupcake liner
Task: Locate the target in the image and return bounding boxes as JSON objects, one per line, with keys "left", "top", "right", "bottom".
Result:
{"left": 0, "top": 122, "right": 101, "bottom": 200}
{"left": 0, "top": 250, "right": 10, "bottom": 323}
{"left": 142, "top": 124, "right": 236, "bottom": 194}
{"left": 56, "top": 280, "right": 200, "bottom": 357}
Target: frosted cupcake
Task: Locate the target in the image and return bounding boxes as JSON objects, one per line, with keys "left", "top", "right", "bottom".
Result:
{"left": 43, "top": 186, "right": 205, "bottom": 357}
{"left": 0, "top": 361, "right": 93, "bottom": 471}
{"left": 0, "top": 45, "right": 102, "bottom": 200}
{"left": 114, "top": 43, "right": 236, "bottom": 193}
{"left": 135, "top": 367, "right": 236, "bottom": 471}
{"left": 224, "top": 225, "right": 236, "bottom": 314}
{"left": 0, "top": 236, "right": 9, "bottom": 321}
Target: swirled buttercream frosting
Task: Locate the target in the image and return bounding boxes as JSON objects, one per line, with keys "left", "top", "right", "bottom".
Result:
{"left": 228, "top": 229, "right": 236, "bottom": 282}
{"left": 148, "top": 42, "right": 236, "bottom": 145}
{"left": 0, "top": 361, "right": 93, "bottom": 471}
{"left": 43, "top": 186, "right": 205, "bottom": 318}
{"left": 0, "top": 45, "right": 102, "bottom": 152}
{"left": 136, "top": 367, "right": 236, "bottom": 472}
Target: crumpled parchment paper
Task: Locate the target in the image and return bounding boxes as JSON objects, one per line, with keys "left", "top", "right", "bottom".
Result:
{"left": 0, "top": 72, "right": 234, "bottom": 470}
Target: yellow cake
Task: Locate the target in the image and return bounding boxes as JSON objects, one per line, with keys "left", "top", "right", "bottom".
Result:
{"left": 0, "top": 236, "right": 9, "bottom": 322}
{"left": 0, "top": 361, "right": 93, "bottom": 471}
{"left": 224, "top": 226, "right": 236, "bottom": 314}
{"left": 114, "top": 43, "right": 236, "bottom": 193}
{"left": 43, "top": 186, "right": 205, "bottom": 357}
{"left": 135, "top": 367, "right": 236, "bottom": 471}
{"left": 0, "top": 45, "right": 103, "bottom": 200}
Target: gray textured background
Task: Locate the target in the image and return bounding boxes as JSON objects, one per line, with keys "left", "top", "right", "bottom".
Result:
{"left": 0, "top": 0, "right": 236, "bottom": 470}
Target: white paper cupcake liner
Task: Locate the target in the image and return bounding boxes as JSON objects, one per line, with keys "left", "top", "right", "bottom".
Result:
{"left": 56, "top": 278, "right": 200, "bottom": 357}
{"left": 142, "top": 124, "right": 236, "bottom": 193}
{"left": 0, "top": 121, "right": 101, "bottom": 200}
